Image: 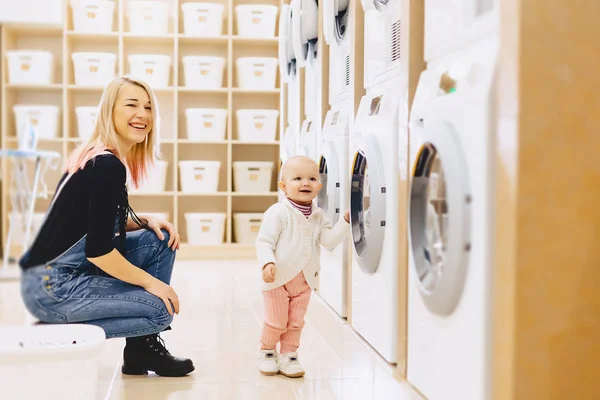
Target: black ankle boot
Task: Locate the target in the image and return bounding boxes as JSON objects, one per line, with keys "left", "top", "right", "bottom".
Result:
{"left": 121, "top": 334, "right": 195, "bottom": 377}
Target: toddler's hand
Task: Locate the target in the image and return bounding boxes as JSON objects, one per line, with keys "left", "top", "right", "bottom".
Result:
{"left": 344, "top": 210, "right": 350, "bottom": 223}
{"left": 262, "top": 263, "right": 276, "bottom": 283}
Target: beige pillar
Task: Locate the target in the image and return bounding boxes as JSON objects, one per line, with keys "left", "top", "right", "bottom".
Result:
{"left": 494, "top": 0, "right": 600, "bottom": 398}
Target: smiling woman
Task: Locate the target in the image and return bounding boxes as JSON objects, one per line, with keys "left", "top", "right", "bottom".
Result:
{"left": 18, "top": 77, "right": 194, "bottom": 378}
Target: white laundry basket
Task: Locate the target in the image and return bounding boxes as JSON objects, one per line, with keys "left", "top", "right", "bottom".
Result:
{"left": 13, "top": 105, "right": 60, "bottom": 139}
{"left": 6, "top": 51, "right": 54, "bottom": 85}
{"left": 185, "top": 212, "right": 226, "bottom": 245}
{"left": 72, "top": 52, "right": 117, "bottom": 86}
{"left": 235, "top": 5, "right": 278, "bottom": 38}
{"left": 75, "top": 106, "right": 99, "bottom": 140}
{"left": 128, "top": 55, "right": 172, "bottom": 88}
{"left": 233, "top": 213, "right": 263, "bottom": 245}
{"left": 128, "top": 0, "right": 169, "bottom": 35}
{"left": 236, "top": 57, "right": 278, "bottom": 90}
{"left": 185, "top": 108, "right": 227, "bottom": 141}
{"left": 182, "top": 56, "right": 225, "bottom": 89}
{"left": 71, "top": 0, "right": 115, "bottom": 33}
{"left": 129, "top": 160, "right": 169, "bottom": 193}
{"left": 179, "top": 160, "right": 221, "bottom": 193}
{"left": 236, "top": 109, "right": 279, "bottom": 142}
{"left": 182, "top": 2, "right": 225, "bottom": 36}
{"left": 0, "top": 324, "right": 105, "bottom": 400}
{"left": 233, "top": 161, "right": 274, "bottom": 193}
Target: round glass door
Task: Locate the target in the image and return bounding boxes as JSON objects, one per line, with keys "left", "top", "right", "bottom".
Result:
{"left": 279, "top": 5, "right": 297, "bottom": 80}
{"left": 317, "top": 145, "right": 340, "bottom": 224}
{"left": 350, "top": 136, "right": 386, "bottom": 274}
{"left": 410, "top": 143, "right": 448, "bottom": 292}
{"left": 408, "top": 120, "right": 471, "bottom": 316}
{"left": 335, "top": 0, "right": 349, "bottom": 44}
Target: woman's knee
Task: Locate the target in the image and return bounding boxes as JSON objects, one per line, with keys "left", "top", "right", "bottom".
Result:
{"left": 140, "top": 229, "right": 176, "bottom": 258}
{"left": 148, "top": 303, "right": 174, "bottom": 330}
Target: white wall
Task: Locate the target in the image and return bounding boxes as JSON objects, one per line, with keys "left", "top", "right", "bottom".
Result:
{"left": 0, "top": 0, "right": 63, "bottom": 25}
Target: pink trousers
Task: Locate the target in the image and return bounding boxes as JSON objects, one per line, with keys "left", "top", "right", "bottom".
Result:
{"left": 260, "top": 271, "right": 312, "bottom": 354}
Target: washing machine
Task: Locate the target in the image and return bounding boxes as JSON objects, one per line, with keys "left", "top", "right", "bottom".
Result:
{"left": 292, "top": 0, "right": 320, "bottom": 161}
{"left": 316, "top": 105, "right": 350, "bottom": 317}
{"left": 314, "top": 0, "right": 354, "bottom": 318}
{"left": 347, "top": 0, "right": 402, "bottom": 363}
{"left": 407, "top": 0, "right": 499, "bottom": 398}
{"left": 279, "top": 3, "right": 301, "bottom": 149}
{"left": 323, "top": 0, "right": 351, "bottom": 106}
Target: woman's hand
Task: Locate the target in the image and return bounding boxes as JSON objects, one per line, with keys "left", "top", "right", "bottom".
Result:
{"left": 344, "top": 210, "right": 350, "bottom": 223}
{"left": 143, "top": 278, "right": 180, "bottom": 316}
{"left": 144, "top": 216, "right": 180, "bottom": 251}
{"left": 262, "top": 263, "right": 276, "bottom": 283}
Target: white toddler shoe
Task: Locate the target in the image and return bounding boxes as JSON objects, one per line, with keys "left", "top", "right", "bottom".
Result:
{"left": 278, "top": 352, "right": 305, "bottom": 378}
{"left": 258, "top": 349, "right": 279, "bottom": 376}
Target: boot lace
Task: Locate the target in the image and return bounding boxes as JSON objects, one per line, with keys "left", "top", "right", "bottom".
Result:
{"left": 145, "top": 334, "right": 171, "bottom": 357}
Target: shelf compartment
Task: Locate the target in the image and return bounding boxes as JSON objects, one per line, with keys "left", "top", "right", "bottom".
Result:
{"left": 177, "top": 143, "right": 229, "bottom": 193}
{"left": 3, "top": 90, "right": 64, "bottom": 142}
{"left": 3, "top": 29, "right": 64, "bottom": 85}
{"left": 129, "top": 196, "right": 175, "bottom": 223}
{"left": 178, "top": 0, "right": 230, "bottom": 36}
{"left": 177, "top": 41, "right": 228, "bottom": 88}
{"left": 177, "top": 91, "right": 229, "bottom": 140}
{"left": 177, "top": 195, "right": 228, "bottom": 244}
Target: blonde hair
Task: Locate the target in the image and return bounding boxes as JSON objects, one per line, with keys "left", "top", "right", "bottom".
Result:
{"left": 65, "top": 76, "right": 160, "bottom": 188}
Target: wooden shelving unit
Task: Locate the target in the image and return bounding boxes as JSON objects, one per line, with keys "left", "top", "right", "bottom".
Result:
{"left": 0, "top": 0, "right": 284, "bottom": 260}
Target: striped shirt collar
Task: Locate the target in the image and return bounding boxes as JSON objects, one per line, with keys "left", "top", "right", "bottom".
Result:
{"left": 286, "top": 197, "right": 313, "bottom": 218}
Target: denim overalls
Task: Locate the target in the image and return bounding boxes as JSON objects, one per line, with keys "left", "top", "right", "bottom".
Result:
{"left": 20, "top": 214, "right": 177, "bottom": 339}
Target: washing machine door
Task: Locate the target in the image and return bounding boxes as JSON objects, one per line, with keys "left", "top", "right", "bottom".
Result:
{"left": 292, "top": 0, "right": 319, "bottom": 67}
{"left": 317, "top": 140, "right": 341, "bottom": 224}
{"left": 409, "top": 120, "right": 471, "bottom": 316}
{"left": 324, "top": 0, "right": 350, "bottom": 45}
{"left": 279, "top": 4, "right": 297, "bottom": 83}
{"left": 350, "top": 135, "right": 386, "bottom": 274}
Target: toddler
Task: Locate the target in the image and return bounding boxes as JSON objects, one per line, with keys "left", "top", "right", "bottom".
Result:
{"left": 255, "top": 155, "right": 350, "bottom": 378}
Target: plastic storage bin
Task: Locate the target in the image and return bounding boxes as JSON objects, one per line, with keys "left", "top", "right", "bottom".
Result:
{"left": 233, "top": 161, "right": 274, "bottom": 193}
{"left": 236, "top": 57, "right": 278, "bottom": 90}
{"left": 71, "top": 0, "right": 115, "bottom": 33}
{"left": 128, "top": 55, "right": 171, "bottom": 88}
{"left": 13, "top": 105, "right": 60, "bottom": 139}
{"left": 72, "top": 52, "right": 117, "bottom": 86}
{"left": 236, "top": 109, "right": 279, "bottom": 142}
{"left": 185, "top": 212, "right": 226, "bottom": 245}
{"left": 235, "top": 5, "right": 278, "bottom": 38}
{"left": 129, "top": 160, "right": 169, "bottom": 193}
{"left": 233, "top": 213, "right": 263, "bottom": 245}
{"left": 75, "top": 106, "right": 99, "bottom": 140}
{"left": 128, "top": 0, "right": 169, "bottom": 35}
{"left": 6, "top": 51, "right": 54, "bottom": 85}
{"left": 185, "top": 108, "right": 227, "bottom": 141}
{"left": 179, "top": 160, "right": 221, "bottom": 193}
{"left": 182, "top": 2, "right": 225, "bottom": 36}
{"left": 182, "top": 56, "right": 225, "bottom": 89}
{"left": 0, "top": 324, "right": 105, "bottom": 400}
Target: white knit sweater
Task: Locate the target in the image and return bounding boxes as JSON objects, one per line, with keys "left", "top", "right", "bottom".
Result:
{"left": 255, "top": 200, "right": 350, "bottom": 292}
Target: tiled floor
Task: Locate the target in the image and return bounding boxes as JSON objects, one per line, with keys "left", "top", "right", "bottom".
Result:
{"left": 0, "top": 260, "right": 423, "bottom": 399}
